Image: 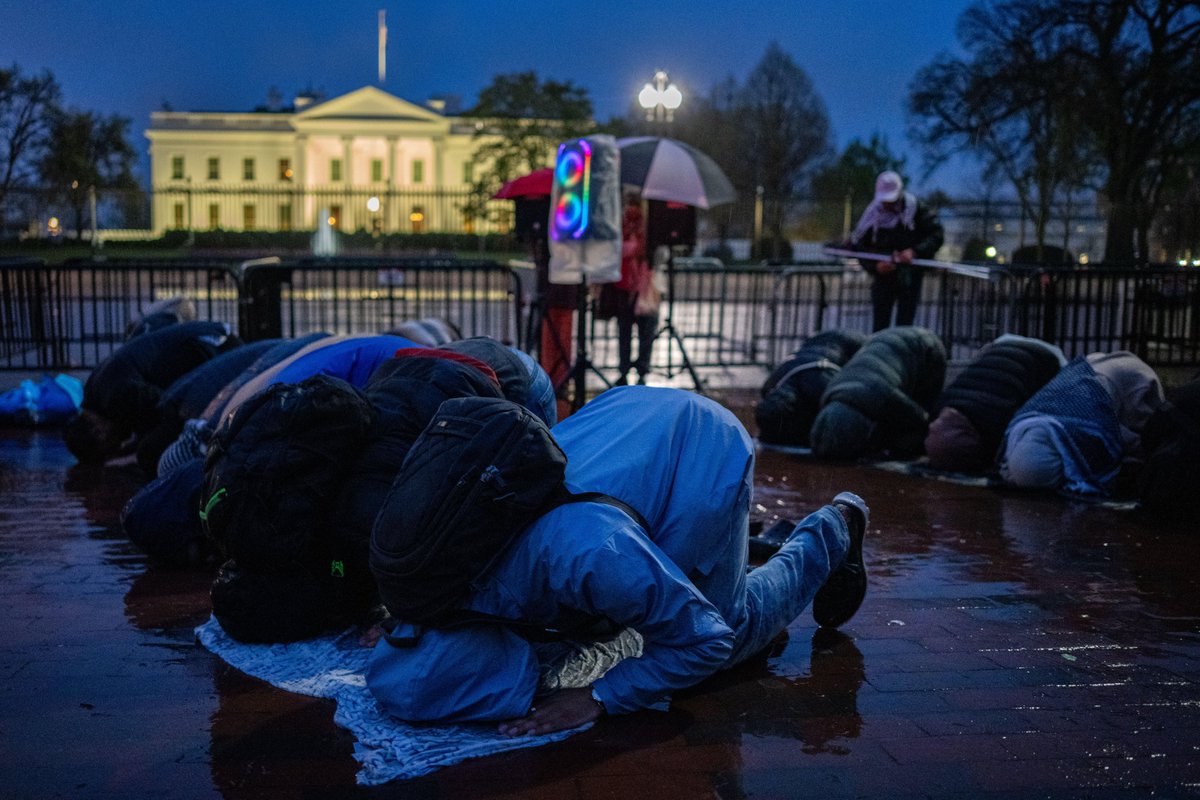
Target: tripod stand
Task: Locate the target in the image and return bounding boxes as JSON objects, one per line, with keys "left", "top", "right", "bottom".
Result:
{"left": 650, "top": 247, "right": 706, "bottom": 393}
{"left": 525, "top": 234, "right": 608, "bottom": 415}
{"left": 569, "top": 275, "right": 613, "bottom": 412}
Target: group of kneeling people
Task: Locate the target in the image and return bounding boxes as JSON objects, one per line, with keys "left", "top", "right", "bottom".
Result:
{"left": 64, "top": 306, "right": 870, "bottom": 735}
{"left": 757, "top": 325, "right": 1198, "bottom": 517}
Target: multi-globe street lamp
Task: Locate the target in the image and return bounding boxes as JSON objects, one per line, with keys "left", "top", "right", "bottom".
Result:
{"left": 638, "top": 70, "right": 682, "bottom": 124}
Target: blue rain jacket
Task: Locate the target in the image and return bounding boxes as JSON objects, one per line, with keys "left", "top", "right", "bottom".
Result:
{"left": 369, "top": 386, "right": 750, "bottom": 720}
{"left": 213, "top": 335, "right": 422, "bottom": 420}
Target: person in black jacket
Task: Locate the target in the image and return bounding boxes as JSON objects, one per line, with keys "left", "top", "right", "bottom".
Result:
{"left": 848, "top": 171, "right": 944, "bottom": 332}
{"left": 133, "top": 338, "right": 288, "bottom": 475}
{"left": 756, "top": 329, "right": 867, "bottom": 446}
{"left": 925, "top": 335, "right": 1065, "bottom": 472}
{"left": 810, "top": 326, "right": 947, "bottom": 460}
{"left": 63, "top": 321, "right": 240, "bottom": 464}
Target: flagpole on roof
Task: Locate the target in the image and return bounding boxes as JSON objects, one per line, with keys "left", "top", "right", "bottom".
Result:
{"left": 378, "top": 10, "right": 387, "bottom": 85}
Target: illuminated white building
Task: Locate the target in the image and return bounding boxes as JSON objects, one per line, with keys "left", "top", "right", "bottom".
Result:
{"left": 145, "top": 86, "right": 499, "bottom": 235}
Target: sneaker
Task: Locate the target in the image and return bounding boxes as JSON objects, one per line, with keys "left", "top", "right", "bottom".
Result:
{"left": 812, "top": 492, "right": 869, "bottom": 629}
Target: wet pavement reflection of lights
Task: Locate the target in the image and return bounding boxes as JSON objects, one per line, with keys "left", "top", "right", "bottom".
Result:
{"left": 2, "top": 403, "right": 1199, "bottom": 798}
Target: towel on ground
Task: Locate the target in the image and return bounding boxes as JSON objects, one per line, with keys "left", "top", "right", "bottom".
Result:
{"left": 195, "top": 616, "right": 590, "bottom": 784}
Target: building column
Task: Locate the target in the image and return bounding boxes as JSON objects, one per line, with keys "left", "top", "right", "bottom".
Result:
{"left": 432, "top": 135, "right": 446, "bottom": 231}
{"left": 294, "top": 134, "right": 308, "bottom": 228}
{"left": 341, "top": 135, "right": 354, "bottom": 230}
{"left": 386, "top": 135, "right": 399, "bottom": 233}
{"left": 386, "top": 135, "right": 398, "bottom": 184}
{"left": 341, "top": 135, "right": 354, "bottom": 182}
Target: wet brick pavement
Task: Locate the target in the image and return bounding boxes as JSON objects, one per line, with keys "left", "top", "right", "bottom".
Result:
{"left": 2, "top": 392, "right": 1199, "bottom": 799}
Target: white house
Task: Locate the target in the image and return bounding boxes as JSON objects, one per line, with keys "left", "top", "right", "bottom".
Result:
{"left": 145, "top": 86, "right": 499, "bottom": 235}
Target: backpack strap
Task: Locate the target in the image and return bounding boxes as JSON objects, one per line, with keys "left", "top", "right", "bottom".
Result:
{"left": 557, "top": 490, "right": 650, "bottom": 533}
{"left": 772, "top": 358, "right": 839, "bottom": 390}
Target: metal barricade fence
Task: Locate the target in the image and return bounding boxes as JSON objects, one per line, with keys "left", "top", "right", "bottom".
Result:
{"left": 768, "top": 264, "right": 854, "bottom": 363}
{"left": 0, "top": 258, "right": 51, "bottom": 366}
{"left": 2, "top": 257, "right": 1197, "bottom": 373}
{"left": 767, "top": 262, "right": 1055, "bottom": 363}
{"left": 1006, "top": 267, "right": 1200, "bottom": 365}
{"left": 0, "top": 258, "right": 241, "bottom": 370}
{"left": 920, "top": 269, "right": 1021, "bottom": 361}
{"left": 239, "top": 257, "right": 524, "bottom": 346}
{"left": 584, "top": 265, "right": 783, "bottom": 373}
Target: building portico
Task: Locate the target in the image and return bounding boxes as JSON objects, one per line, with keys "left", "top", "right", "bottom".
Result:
{"left": 146, "top": 86, "right": 492, "bottom": 235}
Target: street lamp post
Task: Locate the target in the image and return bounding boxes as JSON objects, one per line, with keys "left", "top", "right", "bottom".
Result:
{"left": 638, "top": 70, "right": 682, "bottom": 134}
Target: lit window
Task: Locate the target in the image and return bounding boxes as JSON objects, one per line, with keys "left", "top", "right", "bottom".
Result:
{"left": 412, "top": 159, "right": 425, "bottom": 184}
{"left": 331, "top": 159, "right": 343, "bottom": 182}
{"left": 278, "top": 158, "right": 292, "bottom": 182}
{"left": 171, "top": 156, "right": 185, "bottom": 180}
{"left": 243, "top": 158, "right": 255, "bottom": 181}
{"left": 371, "top": 159, "right": 383, "bottom": 183}
{"left": 279, "top": 203, "right": 292, "bottom": 231}
{"left": 208, "top": 203, "right": 219, "bottom": 229}
{"left": 410, "top": 205, "right": 425, "bottom": 233}
{"left": 173, "top": 202, "right": 184, "bottom": 228}
{"left": 243, "top": 204, "right": 256, "bottom": 230}
{"left": 207, "top": 157, "right": 219, "bottom": 181}
{"left": 329, "top": 205, "right": 342, "bottom": 230}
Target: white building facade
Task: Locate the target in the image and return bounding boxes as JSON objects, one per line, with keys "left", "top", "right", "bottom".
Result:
{"left": 145, "top": 87, "right": 500, "bottom": 235}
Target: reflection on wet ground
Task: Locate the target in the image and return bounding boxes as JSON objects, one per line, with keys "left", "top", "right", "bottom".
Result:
{"left": 2, "top": 403, "right": 1198, "bottom": 799}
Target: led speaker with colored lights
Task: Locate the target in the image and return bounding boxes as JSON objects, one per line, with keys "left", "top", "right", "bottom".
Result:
{"left": 548, "top": 134, "right": 621, "bottom": 285}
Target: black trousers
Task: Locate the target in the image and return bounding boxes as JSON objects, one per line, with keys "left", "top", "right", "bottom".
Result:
{"left": 871, "top": 268, "right": 925, "bottom": 331}
{"left": 616, "top": 300, "right": 657, "bottom": 377}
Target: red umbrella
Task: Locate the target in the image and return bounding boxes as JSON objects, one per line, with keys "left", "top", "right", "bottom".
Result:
{"left": 492, "top": 168, "right": 553, "bottom": 199}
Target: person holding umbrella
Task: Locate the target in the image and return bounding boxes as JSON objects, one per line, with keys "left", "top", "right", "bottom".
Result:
{"left": 848, "top": 171, "right": 944, "bottom": 332}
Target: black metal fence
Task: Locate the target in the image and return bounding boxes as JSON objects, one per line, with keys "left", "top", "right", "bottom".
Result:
{"left": 239, "top": 257, "right": 522, "bottom": 345}
{"left": 0, "top": 257, "right": 522, "bottom": 370}
{"left": 0, "top": 257, "right": 240, "bottom": 369}
{"left": 1, "top": 257, "right": 1197, "bottom": 373}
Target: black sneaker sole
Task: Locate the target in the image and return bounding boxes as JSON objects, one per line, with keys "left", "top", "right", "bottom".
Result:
{"left": 812, "top": 495, "right": 868, "bottom": 628}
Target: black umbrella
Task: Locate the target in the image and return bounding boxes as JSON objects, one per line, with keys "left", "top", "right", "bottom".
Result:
{"left": 616, "top": 137, "right": 737, "bottom": 209}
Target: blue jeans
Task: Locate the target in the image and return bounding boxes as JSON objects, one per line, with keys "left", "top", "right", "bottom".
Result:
{"left": 687, "top": 475, "right": 851, "bottom": 666}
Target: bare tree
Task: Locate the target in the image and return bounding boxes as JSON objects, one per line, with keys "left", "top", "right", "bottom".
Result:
{"left": 0, "top": 64, "right": 60, "bottom": 228}
{"left": 1059, "top": 0, "right": 1200, "bottom": 264}
{"left": 908, "top": 1, "right": 1095, "bottom": 263}
{"left": 738, "top": 43, "right": 833, "bottom": 254}
{"left": 909, "top": 0, "right": 1200, "bottom": 266}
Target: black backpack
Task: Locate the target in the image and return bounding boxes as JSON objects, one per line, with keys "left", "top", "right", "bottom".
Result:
{"left": 201, "top": 374, "right": 376, "bottom": 575}
{"left": 370, "top": 395, "right": 645, "bottom": 629}
{"left": 210, "top": 558, "right": 367, "bottom": 643}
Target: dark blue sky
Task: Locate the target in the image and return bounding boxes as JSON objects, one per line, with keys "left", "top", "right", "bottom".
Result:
{"left": 4, "top": 0, "right": 975, "bottom": 190}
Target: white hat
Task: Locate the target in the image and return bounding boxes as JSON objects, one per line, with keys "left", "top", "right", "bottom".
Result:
{"left": 874, "top": 171, "right": 903, "bottom": 203}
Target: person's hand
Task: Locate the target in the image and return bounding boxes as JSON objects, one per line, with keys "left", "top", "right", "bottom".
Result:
{"left": 875, "top": 260, "right": 896, "bottom": 275}
{"left": 498, "top": 687, "right": 603, "bottom": 737}
{"left": 894, "top": 248, "right": 915, "bottom": 264}
{"left": 358, "top": 624, "right": 384, "bottom": 648}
